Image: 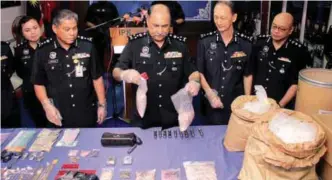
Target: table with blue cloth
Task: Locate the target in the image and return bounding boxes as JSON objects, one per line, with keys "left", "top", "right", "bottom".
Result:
{"left": 1, "top": 126, "right": 244, "bottom": 180}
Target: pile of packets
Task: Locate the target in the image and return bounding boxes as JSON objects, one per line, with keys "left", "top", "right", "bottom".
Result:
{"left": 68, "top": 149, "right": 100, "bottom": 163}
{"left": 97, "top": 161, "right": 217, "bottom": 180}
{"left": 1, "top": 159, "right": 58, "bottom": 180}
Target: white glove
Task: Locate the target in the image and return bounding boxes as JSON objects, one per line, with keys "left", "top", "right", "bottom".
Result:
{"left": 97, "top": 102, "right": 107, "bottom": 124}
{"left": 205, "top": 89, "right": 224, "bottom": 109}
{"left": 185, "top": 80, "right": 200, "bottom": 97}
{"left": 136, "top": 78, "right": 148, "bottom": 118}
{"left": 42, "top": 99, "right": 62, "bottom": 126}
{"left": 171, "top": 88, "right": 195, "bottom": 132}
{"left": 120, "top": 69, "right": 141, "bottom": 85}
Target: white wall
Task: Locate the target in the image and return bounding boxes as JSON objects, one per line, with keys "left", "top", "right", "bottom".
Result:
{"left": 1, "top": 1, "right": 26, "bottom": 42}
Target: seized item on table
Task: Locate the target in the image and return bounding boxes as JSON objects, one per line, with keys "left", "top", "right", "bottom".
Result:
{"left": 56, "top": 129, "right": 80, "bottom": 147}
{"left": 120, "top": 169, "right": 132, "bottom": 179}
{"left": 161, "top": 168, "right": 180, "bottom": 180}
{"left": 5, "top": 130, "right": 36, "bottom": 152}
{"left": 29, "top": 129, "right": 61, "bottom": 152}
{"left": 135, "top": 169, "right": 156, "bottom": 180}
{"left": 183, "top": 161, "right": 217, "bottom": 180}
{"left": 123, "top": 156, "right": 133, "bottom": 165}
{"left": 100, "top": 168, "right": 114, "bottom": 180}
{"left": 107, "top": 156, "right": 116, "bottom": 166}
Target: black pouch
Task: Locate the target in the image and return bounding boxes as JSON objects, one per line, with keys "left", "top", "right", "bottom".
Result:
{"left": 101, "top": 132, "right": 142, "bottom": 147}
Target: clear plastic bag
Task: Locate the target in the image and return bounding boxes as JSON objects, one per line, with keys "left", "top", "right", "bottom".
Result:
{"left": 136, "top": 78, "right": 148, "bottom": 118}
{"left": 135, "top": 169, "right": 156, "bottom": 180}
{"left": 100, "top": 168, "right": 114, "bottom": 180}
{"left": 242, "top": 85, "right": 271, "bottom": 114}
{"left": 268, "top": 112, "right": 317, "bottom": 144}
{"left": 161, "top": 168, "right": 180, "bottom": 180}
{"left": 183, "top": 161, "right": 217, "bottom": 180}
{"left": 171, "top": 88, "right": 194, "bottom": 132}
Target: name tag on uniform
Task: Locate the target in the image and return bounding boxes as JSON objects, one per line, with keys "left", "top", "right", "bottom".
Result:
{"left": 0, "top": 55, "right": 8, "bottom": 61}
{"left": 231, "top": 51, "right": 247, "bottom": 58}
{"left": 73, "top": 53, "right": 90, "bottom": 59}
{"left": 48, "top": 59, "right": 58, "bottom": 64}
{"left": 164, "top": 51, "right": 182, "bottom": 58}
{"left": 75, "top": 64, "right": 83, "bottom": 77}
{"left": 278, "top": 57, "right": 291, "bottom": 63}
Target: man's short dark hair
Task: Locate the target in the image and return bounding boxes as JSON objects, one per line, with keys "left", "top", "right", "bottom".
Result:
{"left": 214, "top": 0, "right": 235, "bottom": 14}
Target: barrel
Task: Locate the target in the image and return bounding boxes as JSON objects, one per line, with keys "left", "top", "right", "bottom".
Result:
{"left": 295, "top": 68, "right": 332, "bottom": 115}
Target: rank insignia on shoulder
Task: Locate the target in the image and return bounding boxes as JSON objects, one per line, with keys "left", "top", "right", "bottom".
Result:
{"left": 200, "top": 31, "right": 216, "bottom": 39}
{"left": 78, "top": 36, "right": 92, "bottom": 42}
{"left": 38, "top": 38, "right": 53, "bottom": 48}
{"left": 168, "top": 34, "right": 186, "bottom": 42}
{"left": 257, "top": 34, "right": 270, "bottom": 39}
{"left": 128, "top": 32, "right": 147, "bottom": 41}
{"left": 290, "top": 39, "right": 304, "bottom": 48}
{"left": 236, "top": 32, "right": 253, "bottom": 42}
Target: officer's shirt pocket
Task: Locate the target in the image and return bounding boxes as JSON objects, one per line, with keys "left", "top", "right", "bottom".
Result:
{"left": 205, "top": 49, "right": 218, "bottom": 74}
{"left": 134, "top": 58, "right": 153, "bottom": 74}
{"left": 166, "top": 58, "right": 182, "bottom": 78}
{"left": 46, "top": 62, "right": 63, "bottom": 83}
{"left": 231, "top": 56, "right": 246, "bottom": 71}
{"left": 275, "top": 58, "right": 291, "bottom": 76}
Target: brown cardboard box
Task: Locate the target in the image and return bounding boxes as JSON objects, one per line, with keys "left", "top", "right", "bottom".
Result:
{"left": 312, "top": 114, "right": 332, "bottom": 180}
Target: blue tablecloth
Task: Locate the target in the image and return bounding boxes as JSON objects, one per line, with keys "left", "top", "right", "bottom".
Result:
{"left": 1, "top": 126, "right": 244, "bottom": 180}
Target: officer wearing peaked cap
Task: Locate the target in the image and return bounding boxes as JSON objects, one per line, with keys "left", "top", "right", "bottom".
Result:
{"left": 251, "top": 12, "right": 312, "bottom": 109}
{"left": 197, "top": 1, "right": 253, "bottom": 125}
{"left": 31, "top": 9, "right": 106, "bottom": 127}
{"left": 113, "top": 4, "right": 200, "bottom": 129}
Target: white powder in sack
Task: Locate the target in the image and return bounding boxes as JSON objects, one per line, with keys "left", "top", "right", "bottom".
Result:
{"left": 268, "top": 113, "right": 317, "bottom": 144}
{"left": 242, "top": 85, "right": 271, "bottom": 114}
{"left": 243, "top": 101, "right": 271, "bottom": 114}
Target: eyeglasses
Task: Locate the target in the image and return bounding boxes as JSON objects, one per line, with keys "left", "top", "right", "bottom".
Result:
{"left": 271, "top": 24, "right": 289, "bottom": 32}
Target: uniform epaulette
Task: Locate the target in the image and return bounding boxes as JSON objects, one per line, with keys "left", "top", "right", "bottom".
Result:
{"left": 257, "top": 34, "right": 270, "bottom": 39}
{"left": 289, "top": 38, "right": 304, "bottom": 48}
{"left": 168, "top": 34, "right": 186, "bottom": 42}
{"left": 38, "top": 38, "right": 53, "bottom": 48}
{"left": 200, "top": 31, "right": 217, "bottom": 39}
{"left": 14, "top": 41, "right": 25, "bottom": 48}
{"left": 128, "top": 32, "right": 147, "bottom": 41}
{"left": 236, "top": 32, "right": 253, "bottom": 42}
{"left": 77, "top": 35, "right": 93, "bottom": 42}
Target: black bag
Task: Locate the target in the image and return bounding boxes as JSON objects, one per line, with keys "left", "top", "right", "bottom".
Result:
{"left": 101, "top": 132, "right": 142, "bottom": 147}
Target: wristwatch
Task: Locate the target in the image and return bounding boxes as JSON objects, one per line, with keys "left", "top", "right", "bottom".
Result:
{"left": 98, "top": 102, "right": 107, "bottom": 108}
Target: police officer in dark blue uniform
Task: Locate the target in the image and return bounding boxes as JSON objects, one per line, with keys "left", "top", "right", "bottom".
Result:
{"left": 13, "top": 16, "right": 47, "bottom": 127}
{"left": 197, "top": 1, "right": 253, "bottom": 125}
{"left": 113, "top": 4, "right": 200, "bottom": 129}
{"left": 1, "top": 41, "right": 21, "bottom": 128}
{"left": 31, "top": 10, "right": 107, "bottom": 128}
{"left": 251, "top": 13, "right": 311, "bottom": 109}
